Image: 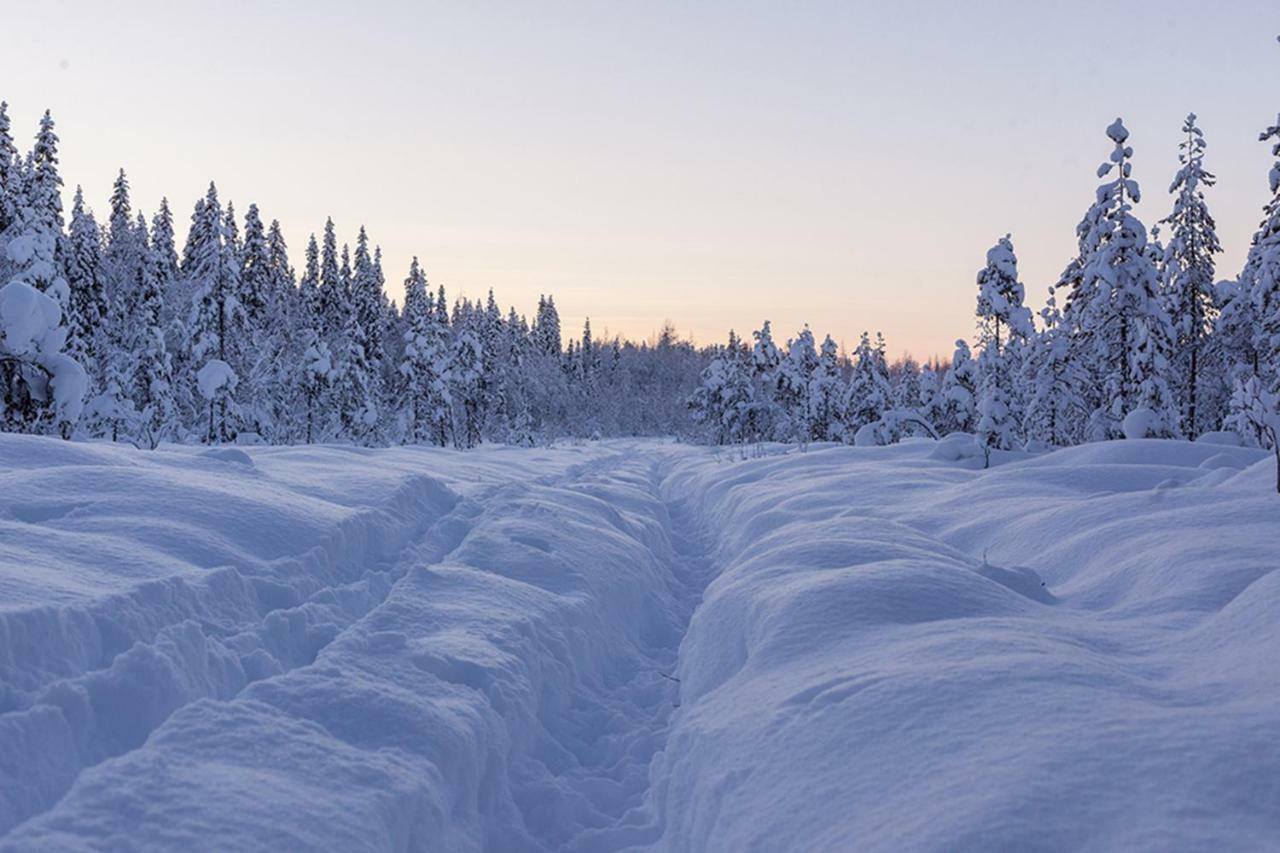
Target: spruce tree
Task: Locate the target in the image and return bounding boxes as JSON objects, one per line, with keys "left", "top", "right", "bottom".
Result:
{"left": 0, "top": 102, "right": 16, "bottom": 234}
{"left": 64, "top": 187, "right": 106, "bottom": 377}
{"left": 0, "top": 110, "right": 84, "bottom": 434}
{"left": 844, "top": 331, "right": 892, "bottom": 443}
{"left": 1078, "top": 119, "right": 1178, "bottom": 438}
{"left": 1157, "top": 114, "right": 1222, "bottom": 437}
{"left": 186, "top": 183, "right": 243, "bottom": 442}
{"left": 1241, "top": 112, "right": 1280, "bottom": 394}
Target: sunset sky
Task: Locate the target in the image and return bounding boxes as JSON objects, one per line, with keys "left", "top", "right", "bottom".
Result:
{"left": 3, "top": 0, "right": 1277, "bottom": 358}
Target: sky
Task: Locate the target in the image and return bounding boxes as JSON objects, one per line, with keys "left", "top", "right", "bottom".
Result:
{"left": 2, "top": 1, "right": 1278, "bottom": 359}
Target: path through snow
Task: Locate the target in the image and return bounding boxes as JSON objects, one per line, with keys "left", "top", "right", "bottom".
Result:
{"left": 2, "top": 436, "right": 1278, "bottom": 851}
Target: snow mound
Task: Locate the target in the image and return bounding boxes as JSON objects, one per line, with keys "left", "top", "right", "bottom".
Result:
{"left": 1, "top": 436, "right": 1277, "bottom": 850}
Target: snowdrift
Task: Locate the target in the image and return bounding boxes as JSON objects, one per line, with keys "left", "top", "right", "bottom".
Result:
{"left": 0, "top": 435, "right": 1276, "bottom": 851}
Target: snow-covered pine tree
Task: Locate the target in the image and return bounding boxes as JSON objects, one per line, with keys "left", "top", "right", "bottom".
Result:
{"left": 844, "top": 331, "right": 892, "bottom": 444}
{"left": 64, "top": 187, "right": 106, "bottom": 379}
{"left": 748, "top": 320, "right": 784, "bottom": 438}
{"left": 807, "top": 334, "right": 846, "bottom": 442}
{"left": 973, "top": 235, "right": 1032, "bottom": 446}
{"left": 185, "top": 183, "right": 243, "bottom": 443}
{"left": 976, "top": 234, "right": 1034, "bottom": 352}
{"left": 0, "top": 102, "right": 16, "bottom": 235}
{"left": 87, "top": 169, "right": 147, "bottom": 440}
{"left": 1157, "top": 114, "right": 1223, "bottom": 437}
{"left": 775, "top": 326, "right": 818, "bottom": 443}
{"left": 449, "top": 313, "right": 485, "bottom": 449}
{"left": 938, "top": 339, "right": 978, "bottom": 435}
{"left": 690, "top": 331, "right": 753, "bottom": 445}
{"left": 1241, "top": 112, "right": 1280, "bottom": 395}
{"left": 318, "top": 218, "right": 343, "bottom": 343}
{"left": 0, "top": 110, "right": 85, "bottom": 435}
{"left": 352, "top": 228, "right": 384, "bottom": 362}
{"left": 1078, "top": 119, "right": 1178, "bottom": 439}
{"left": 976, "top": 337, "right": 1016, "bottom": 466}
{"left": 534, "top": 294, "right": 562, "bottom": 355}
{"left": 131, "top": 214, "right": 175, "bottom": 447}
{"left": 1227, "top": 376, "right": 1280, "bottom": 492}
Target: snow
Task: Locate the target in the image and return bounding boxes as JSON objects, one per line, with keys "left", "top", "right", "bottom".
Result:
{"left": 196, "top": 359, "right": 238, "bottom": 400}
{"left": 1, "top": 435, "right": 1278, "bottom": 850}
{"left": 0, "top": 281, "right": 61, "bottom": 356}
{"left": 1122, "top": 406, "right": 1159, "bottom": 439}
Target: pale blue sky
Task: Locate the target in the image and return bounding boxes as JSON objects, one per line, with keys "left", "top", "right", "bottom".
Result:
{"left": 2, "top": 1, "right": 1277, "bottom": 357}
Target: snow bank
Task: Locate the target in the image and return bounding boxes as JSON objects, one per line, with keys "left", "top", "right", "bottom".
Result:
{"left": 2, "top": 436, "right": 1277, "bottom": 850}
{"left": 650, "top": 439, "right": 1280, "bottom": 851}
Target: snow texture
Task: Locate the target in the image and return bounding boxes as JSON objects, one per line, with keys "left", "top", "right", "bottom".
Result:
{"left": 1, "top": 435, "right": 1277, "bottom": 851}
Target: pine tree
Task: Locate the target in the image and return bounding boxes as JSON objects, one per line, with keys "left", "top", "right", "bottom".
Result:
{"left": 976, "top": 337, "right": 1016, "bottom": 466}
{"left": 449, "top": 318, "right": 484, "bottom": 448}
{"left": 1077, "top": 119, "right": 1177, "bottom": 438}
{"left": 1241, "top": 112, "right": 1280, "bottom": 394}
{"left": 534, "top": 295, "right": 562, "bottom": 355}
{"left": 1157, "top": 114, "right": 1222, "bottom": 437}
{"left": 976, "top": 234, "right": 1034, "bottom": 351}
{"left": 64, "top": 187, "right": 106, "bottom": 377}
{"left": 844, "top": 331, "right": 892, "bottom": 443}
{"left": 807, "top": 334, "right": 846, "bottom": 442}
{"left": 973, "top": 235, "right": 1031, "bottom": 445}
{"left": 0, "top": 110, "right": 84, "bottom": 434}
{"left": 939, "top": 339, "right": 978, "bottom": 435}
{"left": 776, "top": 327, "right": 818, "bottom": 443}
{"left": 132, "top": 215, "right": 175, "bottom": 447}
{"left": 0, "top": 102, "right": 16, "bottom": 235}
{"left": 186, "top": 183, "right": 243, "bottom": 442}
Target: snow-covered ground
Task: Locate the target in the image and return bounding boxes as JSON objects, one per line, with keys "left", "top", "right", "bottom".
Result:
{"left": 1, "top": 434, "right": 1277, "bottom": 851}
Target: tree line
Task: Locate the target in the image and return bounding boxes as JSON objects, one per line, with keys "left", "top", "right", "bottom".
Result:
{"left": 690, "top": 113, "right": 1280, "bottom": 481}
{"left": 1, "top": 101, "right": 1278, "bottom": 479}
{"left": 0, "top": 103, "right": 706, "bottom": 447}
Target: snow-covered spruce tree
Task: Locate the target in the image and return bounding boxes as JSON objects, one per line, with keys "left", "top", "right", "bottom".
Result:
{"left": 1077, "top": 119, "right": 1178, "bottom": 439}
{"left": 747, "top": 320, "right": 784, "bottom": 439}
{"left": 265, "top": 220, "right": 304, "bottom": 442}
{"left": 300, "top": 333, "right": 335, "bottom": 445}
{"left": 1227, "top": 376, "right": 1280, "bottom": 492}
{"left": 1022, "top": 287, "right": 1084, "bottom": 447}
{"left": 449, "top": 313, "right": 485, "bottom": 449}
{"left": 185, "top": 183, "right": 243, "bottom": 443}
{"left": 0, "top": 110, "right": 85, "bottom": 435}
{"left": 775, "top": 327, "right": 818, "bottom": 443}
{"left": 130, "top": 215, "right": 176, "bottom": 447}
{"left": 973, "top": 234, "right": 1033, "bottom": 446}
{"left": 152, "top": 197, "right": 197, "bottom": 438}
{"left": 234, "top": 203, "right": 272, "bottom": 437}
{"left": 329, "top": 226, "right": 381, "bottom": 443}
{"left": 87, "top": 170, "right": 147, "bottom": 440}
{"left": 918, "top": 362, "right": 945, "bottom": 431}
{"left": 807, "top": 334, "right": 846, "bottom": 442}
{"left": 938, "top": 339, "right": 978, "bottom": 434}
{"left": 533, "top": 294, "right": 562, "bottom": 356}
{"left": 398, "top": 257, "right": 433, "bottom": 442}
{"left": 689, "top": 331, "right": 753, "bottom": 445}
{"left": 976, "top": 337, "right": 1016, "bottom": 466}
{"left": 64, "top": 187, "right": 106, "bottom": 380}
{"left": 844, "top": 331, "right": 892, "bottom": 444}
{"left": 351, "top": 228, "right": 386, "bottom": 429}
{"left": 0, "top": 102, "right": 16, "bottom": 236}
{"left": 976, "top": 234, "right": 1034, "bottom": 352}
{"left": 1241, "top": 112, "right": 1280, "bottom": 394}
{"left": 318, "top": 218, "right": 344, "bottom": 343}
{"left": 1157, "top": 114, "right": 1222, "bottom": 437}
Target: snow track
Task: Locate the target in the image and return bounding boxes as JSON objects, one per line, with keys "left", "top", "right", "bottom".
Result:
{"left": 3, "top": 436, "right": 1279, "bottom": 851}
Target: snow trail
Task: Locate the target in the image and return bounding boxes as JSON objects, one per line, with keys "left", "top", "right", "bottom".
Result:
{"left": 4, "top": 437, "right": 1279, "bottom": 851}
